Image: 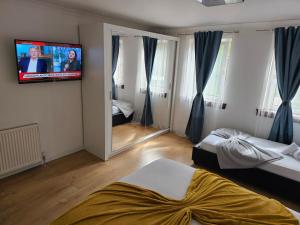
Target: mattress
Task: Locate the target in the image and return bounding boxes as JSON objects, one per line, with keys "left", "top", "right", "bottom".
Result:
{"left": 197, "top": 134, "right": 300, "bottom": 182}
{"left": 112, "top": 111, "right": 134, "bottom": 126}
{"left": 121, "top": 158, "right": 300, "bottom": 225}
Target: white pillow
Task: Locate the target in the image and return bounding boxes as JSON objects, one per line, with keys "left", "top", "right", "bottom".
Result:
{"left": 281, "top": 142, "right": 299, "bottom": 155}
{"left": 293, "top": 150, "right": 300, "bottom": 161}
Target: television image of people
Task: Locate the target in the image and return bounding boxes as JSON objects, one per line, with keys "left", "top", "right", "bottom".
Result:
{"left": 15, "top": 40, "right": 82, "bottom": 83}
{"left": 61, "top": 49, "right": 81, "bottom": 72}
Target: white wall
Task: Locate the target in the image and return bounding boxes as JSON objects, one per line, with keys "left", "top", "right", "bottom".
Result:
{"left": 0, "top": 0, "right": 152, "bottom": 162}
{"left": 79, "top": 23, "right": 106, "bottom": 159}
{"left": 167, "top": 21, "right": 300, "bottom": 145}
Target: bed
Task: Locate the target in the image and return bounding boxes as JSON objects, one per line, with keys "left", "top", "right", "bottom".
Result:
{"left": 51, "top": 159, "right": 300, "bottom": 225}
{"left": 112, "top": 108, "right": 134, "bottom": 126}
{"left": 193, "top": 132, "right": 300, "bottom": 201}
{"left": 112, "top": 100, "right": 134, "bottom": 126}
{"left": 194, "top": 133, "right": 300, "bottom": 181}
{"left": 122, "top": 159, "right": 300, "bottom": 225}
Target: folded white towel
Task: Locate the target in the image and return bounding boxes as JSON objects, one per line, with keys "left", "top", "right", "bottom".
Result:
{"left": 282, "top": 142, "right": 299, "bottom": 155}
{"left": 293, "top": 150, "right": 300, "bottom": 161}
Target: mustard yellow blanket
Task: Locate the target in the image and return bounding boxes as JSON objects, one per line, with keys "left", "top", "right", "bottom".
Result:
{"left": 51, "top": 169, "right": 298, "bottom": 225}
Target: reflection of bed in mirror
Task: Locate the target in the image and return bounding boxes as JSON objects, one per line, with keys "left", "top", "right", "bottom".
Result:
{"left": 112, "top": 100, "right": 134, "bottom": 127}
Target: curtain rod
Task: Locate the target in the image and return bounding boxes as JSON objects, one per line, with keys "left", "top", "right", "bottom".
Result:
{"left": 117, "top": 35, "right": 140, "bottom": 37}
{"left": 256, "top": 29, "right": 274, "bottom": 32}
{"left": 176, "top": 31, "right": 239, "bottom": 35}
{"left": 118, "top": 31, "right": 239, "bottom": 37}
{"left": 119, "top": 35, "right": 170, "bottom": 37}
{"left": 118, "top": 35, "right": 174, "bottom": 39}
{"left": 256, "top": 25, "right": 300, "bottom": 32}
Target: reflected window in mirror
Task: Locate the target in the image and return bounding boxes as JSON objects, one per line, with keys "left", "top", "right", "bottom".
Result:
{"left": 114, "top": 38, "right": 124, "bottom": 88}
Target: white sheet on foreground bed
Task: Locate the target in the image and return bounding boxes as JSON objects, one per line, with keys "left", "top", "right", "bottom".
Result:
{"left": 120, "top": 158, "right": 300, "bottom": 225}
{"left": 198, "top": 135, "right": 300, "bottom": 182}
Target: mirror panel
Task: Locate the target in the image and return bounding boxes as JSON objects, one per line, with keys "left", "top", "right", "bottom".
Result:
{"left": 111, "top": 33, "right": 177, "bottom": 153}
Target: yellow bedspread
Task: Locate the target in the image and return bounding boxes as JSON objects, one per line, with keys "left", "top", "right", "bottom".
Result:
{"left": 51, "top": 169, "right": 298, "bottom": 225}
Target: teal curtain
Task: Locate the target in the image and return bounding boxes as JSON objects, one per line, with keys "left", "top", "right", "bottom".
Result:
{"left": 112, "top": 35, "right": 120, "bottom": 100}
{"left": 185, "top": 31, "right": 223, "bottom": 143}
{"left": 268, "top": 26, "right": 300, "bottom": 144}
{"left": 141, "top": 36, "right": 157, "bottom": 126}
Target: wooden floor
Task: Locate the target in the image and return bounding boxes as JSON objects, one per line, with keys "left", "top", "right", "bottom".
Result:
{"left": 1, "top": 132, "right": 299, "bottom": 225}
{"left": 0, "top": 132, "right": 193, "bottom": 225}
{"left": 112, "top": 123, "right": 160, "bottom": 151}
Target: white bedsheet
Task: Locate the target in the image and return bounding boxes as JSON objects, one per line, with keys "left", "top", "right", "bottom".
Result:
{"left": 198, "top": 135, "right": 300, "bottom": 182}
{"left": 120, "top": 158, "right": 300, "bottom": 225}
{"left": 112, "top": 100, "right": 134, "bottom": 118}
{"left": 112, "top": 105, "right": 121, "bottom": 115}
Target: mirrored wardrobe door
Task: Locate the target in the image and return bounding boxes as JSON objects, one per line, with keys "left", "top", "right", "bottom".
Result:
{"left": 112, "top": 35, "right": 147, "bottom": 152}
{"left": 111, "top": 32, "right": 178, "bottom": 154}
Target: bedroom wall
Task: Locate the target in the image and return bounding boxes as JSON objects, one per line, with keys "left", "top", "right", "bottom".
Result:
{"left": 166, "top": 20, "right": 300, "bottom": 145}
{"left": 0, "top": 0, "right": 152, "bottom": 161}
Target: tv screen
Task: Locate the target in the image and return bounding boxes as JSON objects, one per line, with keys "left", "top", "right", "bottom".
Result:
{"left": 15, "top": 40, "right": 82, "bottom": 83}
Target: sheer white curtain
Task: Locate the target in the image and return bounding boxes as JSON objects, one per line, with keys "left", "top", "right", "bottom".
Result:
{"left": 114, "top": 38, "right": 124, "bottom": 87}
{"left": 134, "top": 38, "right": 176, "bottom": 129}
{"left": 173, "top": 35, "right": 196, "bottom": 136}
{"left": 139, "top": 40, "right": 173, "bottom": 96}
{"left": 178, "top": 36, "right": 197, "bottom": 103}
{"left": 259, "top": 36, "right": 300, "bottom": 118}
{"left": 133, "top": 39, "right": 146, "bottom": 122}
{"left": 205, "top": 37, "right": 232, "bottom": 105}
{"left": 173, "top": 35, "right": 232, "bottom": 136}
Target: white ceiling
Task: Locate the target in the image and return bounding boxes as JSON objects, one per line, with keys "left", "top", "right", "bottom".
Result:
{"left": 44, "top": 0, "right": 300, "bottom": 28}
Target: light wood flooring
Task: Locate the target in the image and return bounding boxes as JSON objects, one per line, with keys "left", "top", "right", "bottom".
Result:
{"left": 0, "top": 132, "right": 299, "bottom": 225}
{"left": 0, "top": 132, "right": 193, "bottom": 225}
{"left": 112, "top": 123, "right": 160, "bottom": 151}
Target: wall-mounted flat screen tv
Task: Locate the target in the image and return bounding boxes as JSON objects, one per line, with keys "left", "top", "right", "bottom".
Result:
{"left": 15, "top": 40, "right": 82, "bottom": 83}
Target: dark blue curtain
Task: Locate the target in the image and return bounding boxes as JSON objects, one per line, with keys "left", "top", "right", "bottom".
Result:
{"left": 141, "top": 36, "right": 157, "bottom": 126}
{"left": 112, "top": 35, "right": 120, "bottom": 100}
{"left": 185, "top": 31, "right": 223, "bottom": 143}
{"left": 268, "top": 26, "right": 300, "bottom": 144}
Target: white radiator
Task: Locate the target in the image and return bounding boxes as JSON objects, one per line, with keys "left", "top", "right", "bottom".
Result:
{"left": 0, "top": 123, "right": 42, "bottom": 178}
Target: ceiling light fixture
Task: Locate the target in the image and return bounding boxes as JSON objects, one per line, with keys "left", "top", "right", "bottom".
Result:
{"left": 197, "top": 0, "right": 244, "bottom": 7}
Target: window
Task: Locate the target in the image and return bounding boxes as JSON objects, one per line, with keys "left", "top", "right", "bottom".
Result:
{"left": 260, "top": 52, "right": 300, "bottom": 117}
{"left": 178, "top": 35, "right": 232, "bottom": 107}
{"left": 114, "top": 38, "right": 124, "bottom": 86}
{"left": 204, "top": 37, "right": 232, "bottom": 103}
{"left": 138, "top": 39, "right": 171, "bottom": 95}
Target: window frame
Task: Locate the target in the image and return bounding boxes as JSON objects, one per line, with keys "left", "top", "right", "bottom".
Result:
{"left": 257, "top": 44, "right": 300, "bottom": 122}
{"left": 138, "top": 39, "right": 172, "bottom": 96}
{"left": 203, "top": 36, "right": 233, "bottom": 106}
{"left": 177, "top": 34, "right": 233, "bottom": 110}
